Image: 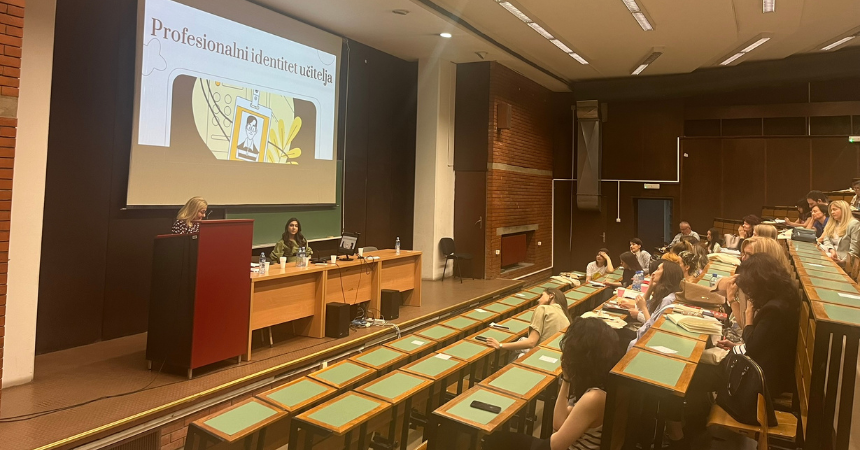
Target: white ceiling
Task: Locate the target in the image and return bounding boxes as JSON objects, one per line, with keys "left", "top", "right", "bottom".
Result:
{"left": 254, "top": 0, "right": 860, "bottom": 92}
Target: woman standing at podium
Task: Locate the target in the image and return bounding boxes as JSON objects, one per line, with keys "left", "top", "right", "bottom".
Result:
{"left": 271, "top": 217, "right": 313, "bottom": 263}
{"left": 171, "top": 197, "right": 207, "bottom": 234}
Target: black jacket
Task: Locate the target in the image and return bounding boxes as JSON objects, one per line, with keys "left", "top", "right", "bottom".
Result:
{"left": 743, "top": 297, "right": 800, "bottom": 397}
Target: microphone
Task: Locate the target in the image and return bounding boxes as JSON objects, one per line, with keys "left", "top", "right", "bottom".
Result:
{"left": 205, "top": 209, "right": 213, "bottom": 220}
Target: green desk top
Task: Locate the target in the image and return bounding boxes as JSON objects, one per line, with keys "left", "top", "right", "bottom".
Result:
{"left": 812, "top": 287, "right": 860, "bottom": 308}
{"left": 484, "top": 302, "right": 514, "bottom": 314}
{"left": 311, "top": 361, "right": 373, "bottom": 387}
{"left": 802, "top": 270, "right": 850, "bottom": 283}
{"left": 497, "top": 318, "right": 531, "bottom": 334}
{"left": 387, "top": 336, "right": 435, "bottom": 354}
{"left": 603, "top": 274, "right": 623, "bottom": 281}
{"left": 261, "top": 379, "right": 331, "bottom": 411}
{"left": 542, "top": 333, "right": 563, "bottom": 351}
{"left": 514, "top": 291, "right": 540, "bottom": 299}
{"left": 442, "top": 388, "right": 517, "bottom": 426}
{"left": 800, "top": 262, "right": 842, "bottom": 274}
{"left": 528, "top": 287, "right": 545, "bottom": 295}
{"left": 517, "top": 348, "right": 562, "bottom": 374}
{"left": 415, "top": 325, "right": 459, "bottom": 341}
{"left": 807, "top": 277, "right": 858, "bottom": 293}
{"left": 707, "top": 269, "right": 732, "bottom": 277}
{"left": 515, "top": 310, "right": 534, "bottom": 322}
{"left": 798, "top": 254, "right": 834, "bottom": 264}
{"left": 499, "top": 295, "right": 531, "bottom": 307}
{"left": 794, "top": 247, "right": 825, "bottom": 256}
{"left": 471, "top": 328, "right": 514, "bottom": 343}
{"left": 442, "top": 316, "right": 480, "bottom": 330}
{"left": 204, "top": 400, "right": 279, "bottom": 437}
{"left": 463, "top": 309, "right": 497, "bottom": 322}
{"left": 566, "top": 290, "right": 589, "bottom": 301}
{"left": 442, "top": 340, "right": 491, "bottom": 361}
{"left": 305, "top": 393, "right": 385, "bottom": 431}
{"left": 360, "top": 371, "right": 428, "bottom": 403}
{"left": 708, "top": 262, "right": 736, "bottom": 271}
{"left": 654, "top": 317, "right": 706, "bottom": 341}
{"left": 576, "top": 286, "right": 599, "bottom": 294}
{"left": 353, "top": 347, "right": 406, "bottom": 369}
{"left": 403, "top": 354, "right": 463, "bottom": 379}
{"left": 485, "top": 366, "right": 551, "bottom": 398}
{"left": 619, "top": 350, "right": 686, "bottom": 388}
{"left": 642, "top": 331, "right": 696, "bottom": 359}
{"left": 540, "top": 282, "right": 565, "bottom": 290}
{"left": 819, "top": 302, "right": 860, "bottom": 326}
{"left": 697, "top": 279, "right": 712, "bottom": 287}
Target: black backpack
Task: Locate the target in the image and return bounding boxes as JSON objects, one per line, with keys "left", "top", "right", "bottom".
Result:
{"left": 716, "top": 353, "right": 777, "bottom": 426}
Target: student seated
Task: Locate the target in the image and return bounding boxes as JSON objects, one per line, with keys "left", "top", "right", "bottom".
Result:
{"left": 811, "top": 202, "right": 829, "bottom": 238}
{"left": 482, "top": 317, "right": 621, "bottom": 450}
{"left": 483, "top": 288, "right": 571, "bottom": 353}
{"left": 818, "top": 200, "right": 860, "bottom": 264}
{"left": 704, "top": 227, "right": 723, "bottom": 254}
{"left": 629, "top": 238, "right": 652, "bottom": 274}
{"left": 678, "top": 250, "right": 701, "bottom": 282}
{"left": 852, "top": 180, "right": 860, "bottom": 210}
{"left": 585, "top": 248, "right": 614, "bottom": 283}
{"left": 753, "top": 223, "right": 778, "bottom": 239}
{"left": 621, "top": 261, "right": 683, "bottom": 331}
{"left": 785, "top": 198, "right": 812, "bottom": 228}
{"left": 669, "top": 221, "right": 699, "bottom": 246}
{"left": 718, "top": 237, "right": 791, "bottom": 330}
{"left": 171, "top": 196, "right": 207, "bottom": 234}
{"left": 806, "top": 189, "right": 830, "bottom": 208}
{"left": 270, "top": 217, "right": 313, "bottom": 263}
{"left": 608, "top": 251, "right": 644, "bottom": 288}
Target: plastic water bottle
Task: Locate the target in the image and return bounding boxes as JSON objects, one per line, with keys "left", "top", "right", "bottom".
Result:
{"left": 259, "top": 252, "right": 267, "bottom": 274}
{"left": 395, "top": 237, "right": 401, "bottom": 255}
{"left": 710, "top": 273, "right": 718, "bottom": 288}
{"left": 295, "top": 247, "right": 303, "bottom": 267}
{"left": 632, "top": 270, "right": 643, "bottom": 292}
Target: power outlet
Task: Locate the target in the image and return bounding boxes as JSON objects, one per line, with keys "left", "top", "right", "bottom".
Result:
{"left": 495, "top": 249, "right": 501, "bottom": 255}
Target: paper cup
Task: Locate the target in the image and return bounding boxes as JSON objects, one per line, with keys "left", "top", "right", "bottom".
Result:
{"left": 331, "top": 255, "right": 337, "bottom": 264}
{"left": 263, "top": 262, "right": 270, "bottom": 273}
{"left": 358, "top": 247, "right": 364, "bottom": 257}
{"left": 279, "top": 257, "right": 286, "bottom": 266}
{"left": 617, "top": 288, "right": 625, "bottom": 298}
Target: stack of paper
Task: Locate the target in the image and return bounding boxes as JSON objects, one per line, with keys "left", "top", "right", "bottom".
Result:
{"left": 667, "top": 313, "right": 722, "bottom": 335}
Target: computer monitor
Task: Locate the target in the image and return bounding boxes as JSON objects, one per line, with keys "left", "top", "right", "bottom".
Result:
{"left": 338, "top": 231, "right": 360, "bottom": 260}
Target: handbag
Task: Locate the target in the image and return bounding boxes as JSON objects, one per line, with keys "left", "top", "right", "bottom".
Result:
{"left": 724, "top": 234, "right": 742, "bottom": 250}
{"left": 716, "top": 353, "right": 777, "bottom": 426}
{"left": 793, "top": 227, "right": 817, "bottom": 243}
{"left": 675, "top": 280, "right": 725, "bottom": 307}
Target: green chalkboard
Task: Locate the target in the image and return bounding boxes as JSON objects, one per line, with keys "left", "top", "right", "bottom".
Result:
{"left": 226, "top": 161, "right": 343, "bottom": 246}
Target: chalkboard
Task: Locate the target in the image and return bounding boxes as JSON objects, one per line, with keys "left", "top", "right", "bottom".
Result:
{"left": 226, "top": 161, "right": 343, "bottom": 247}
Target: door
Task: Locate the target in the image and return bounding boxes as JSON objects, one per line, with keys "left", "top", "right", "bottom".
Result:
{"left": 636, "top": 198, "right": 673, "bottom": 254}
{"left": 454, "top": 172, "right": 486, "bottom": 278}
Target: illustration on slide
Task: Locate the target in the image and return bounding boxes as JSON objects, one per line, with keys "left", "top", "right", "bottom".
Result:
{"left": 191, "top": 77, "right": 308, "bottom": 164}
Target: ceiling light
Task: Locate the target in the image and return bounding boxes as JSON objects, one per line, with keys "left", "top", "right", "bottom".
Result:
{"left": 763, "top": 0, "right": 775, "bottom": 13}
{"left": 439, "top": 32, "right": 452, "bottom": 38}
{"left": 632, "top": 12, "right": 653, "bottom": 31}
{"left": 550, "top": 39, "right": 573, "bottom": 53}
{"left": 740, "top": 37, "right": 770, "bottom": 53}
{"left": 720, "top": 52, "right": 746, "bottom": 66}
{"left": 631, "top": 48, "right": 662, "bottom": 75}
{"left": 498, "top": 2, "right": 532, "bottom": 23}
{"left": 632, "top": 64, "right": 648, "bottom": 75}
{"left": 528, "top": 22, "right": 554, "bottom": 40}
{"left": 569, "top": 53, "right": 589, "bottom": 64}
{"left": 822, "top": 35, "right": 856, "bottom": 51}
{"left": 621, "top": 0, "right": 640, "bottom": 12}
{"left": 392, "top": 9, "right": 410, "bottom": 15}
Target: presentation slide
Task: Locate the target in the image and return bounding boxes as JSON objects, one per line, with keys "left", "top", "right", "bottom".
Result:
{"left": 127, "top": 0, "right": 342, "bottom": 206}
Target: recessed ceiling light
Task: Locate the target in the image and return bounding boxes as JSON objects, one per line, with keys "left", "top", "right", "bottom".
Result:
{"left": 822, "top": 35, "right": 856, "bottom": 51}
{"left": 550, "top": 39, "right": 573, "bottom": 53}
{"left": 631, "top": 49, "right": 662, "bottom": 75}
{"left": 718, "top": 34, "right": 771, "bottom": 66}
{"left": 569, "top": 53, "right": 589, "bottom": 64}
{"left": 740, "top": 37, "right": 770, "bottom": 53}
{"left": 620, "top": 0, "right": 654, "bottom": 31}
{"left": 392, "top": 9, "right": 410, "bottom": 15}
{"left": 528, "top": 22, "right": 554, "bottom": 40}
{"left": 621, "top": 0, "right": 640, "bottom": 12}
{"left": 440, "top": 32, "right": 452, "bottom": 38}
{"left": 720, "top": 52, "right": 746, "bottom": 66}
{"left": 763, "top": 0, "right": 775, "bottom": 13}
{"left": 498, "top": 1, "right": 532, "bottom": 23}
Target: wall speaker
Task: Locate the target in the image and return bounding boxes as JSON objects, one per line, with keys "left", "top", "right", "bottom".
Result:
{"left": 325, "top": 303, "right": 350, "bottom": 338}
{"left": 380, "top": 289, "right": 402, "bottom": 320}
{"left": 497, "top": 102, "right": 512, "bottom": 130}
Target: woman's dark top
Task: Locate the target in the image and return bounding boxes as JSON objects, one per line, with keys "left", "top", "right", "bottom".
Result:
{"left": 622, "top": 268, "right": 636, "bottom": 288}
{"left": 743, "top": 297, "right": 799, "bottom": 397}
{"left": 813, "top": 217, "right": 829, "bottom": 238}
{"left": 171, "top": 219, "right": 198, "bottom": 235}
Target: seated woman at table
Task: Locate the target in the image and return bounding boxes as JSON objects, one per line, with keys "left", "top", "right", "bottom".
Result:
{"left": 171, "top": 196, "right": 207, "bottom": 234}
{"left": 270, "top": 217, "right": 313, "bottom": 263}
{"left": 818, "top": 200, "right": 860, "bottom": 265}
{"left": 678, "top": 250, "right": 701, "bottom": 282}
{"left": 785, "top": 198, "right": 813, "bottom": 228}
{"left": 811, "top": 202, "right": 830, "bottom": 238}
{"left": 753, "top": 223, "right": 778, "bottom": 239}
{"left": 630, "top": 238, "right": 652, "bottom": 274}
{"left": 483, "top": 288, "right": 571, "bottom": 354}
{"left": 483, "top": 317, "right": 620, "bottom": 450}
{"left": 622, "top": 261, "right": 684, "bottom": 333}
{"left": 585, "top": 248, "right": 614, "bottom": 283}
{"left": 608, "top": 251, "right": 643, "bottom": 288}
{"left": 704, "top": 227, "right": 723, "bottom": 254}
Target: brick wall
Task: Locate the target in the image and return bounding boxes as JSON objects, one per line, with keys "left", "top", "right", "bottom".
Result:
{"left": 0, "top": 0, "right": 23, "bottom": 407}
{"left": 485, "top": 63, "right": 554, "bottom": 279}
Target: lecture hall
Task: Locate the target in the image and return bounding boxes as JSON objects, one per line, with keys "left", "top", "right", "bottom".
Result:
{"left": 1, "top": 1, "right": 859, "bottom": 449}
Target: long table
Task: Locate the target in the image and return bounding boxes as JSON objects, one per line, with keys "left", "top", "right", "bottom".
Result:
{"left": 246, "top": 249, "right": 422, "bottom": 359}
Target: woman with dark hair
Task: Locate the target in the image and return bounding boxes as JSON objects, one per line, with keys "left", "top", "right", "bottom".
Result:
{"left": 678, "top": 250, "right": 701, "bottom": 282}
{"left": 270, "top": 217, "right": 313, "bottom": 263}
{"left": 612, "top": 251, "right": 643, "bottom": 288}
{"left": 483, "top": 318, "right": 620, "bottom": 450}
{"left": 718, "top": 253, "right": 800, "bottom": 397}
{"left": 705, "top": 227, "right": 723, "bottom": 254}
{"left": 625, "top": 261, "right": 684, "bottom": 348}
{"left": 785, "top": 198, "right": 812, "bottom": 228}
{"left": 811, "top": 202, "right": 830, "bottom": 238}
{"left": 483, "top": 288, "right": 571, "bottom": 353}
{"left": 742, "top": 215, "right": 761, "bottom": 238}
{"left": 585, "top": 248, "right": 614, "bottom": 283}
{"left": 629, "top": 238, "right": 652, "bottom": 274}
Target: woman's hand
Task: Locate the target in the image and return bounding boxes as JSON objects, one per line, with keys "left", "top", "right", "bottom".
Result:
{"left": 716, "top": 339, "right": 739, "bottom": 350}
{"left": 635, "top": 294, "right": 646, "bottom": 309}
{"left": 725, "top": 276, "right": 738, "bottom": 300}
{"left": 484, "top": 337, "right": 502, "bottom": 349}
{"left": 627, "top": 308, "right": 640, "bottom": 318}
{"left": 619, "top": 299, "right": 636, "bottom": 309}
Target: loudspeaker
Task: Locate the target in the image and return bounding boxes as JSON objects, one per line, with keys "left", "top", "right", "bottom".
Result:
{"left": 497, "top": 102, "right": 512, "bottom": 130}
{"left": 380, "top": 289, "right": 402, "bottom": 320}
{"left": 325, "top": 303, "right": 350, "bottom": 338}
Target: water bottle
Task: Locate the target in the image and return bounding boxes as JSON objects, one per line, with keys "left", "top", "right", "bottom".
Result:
{"left": 259, "top": 252, "right": 267, "bottom": 274}
{"left": 295, "top": 247, "right": 303, "bottom": 267}
{"left": 395, "top": 237, "right": 401, "bottom": 255}
{"left": 710, "top": 273, "right": 718, "bottom": 288}
{"left": 303, "top": 247, "right": 309, "bottom": 267}
{"left": 632, "top": 270, "right": 643, "bottom": 292}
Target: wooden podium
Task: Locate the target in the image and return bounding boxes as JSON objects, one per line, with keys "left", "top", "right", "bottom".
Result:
{"left": 146, "top": 219, "right": 253, "bottom": 378}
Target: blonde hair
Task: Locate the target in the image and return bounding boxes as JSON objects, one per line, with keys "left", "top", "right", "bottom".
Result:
{"left": 745, "top": 236, "right": 791, "bottom": 274}
{"left": 753, "top": 224, "right": 778, "bottom": 239}
{"left": 821, "top": 200, "right": 856, "bottom": 241}
{"left": 177, "top": 197, "right": 207, "bottom": 227}
{"left": 661, "top": 252, "right": 682, "bottom": 265}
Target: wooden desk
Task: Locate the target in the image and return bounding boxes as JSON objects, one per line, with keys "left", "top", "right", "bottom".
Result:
{"left": 289, "top": 392, "right": 390, "bottom": 450}
{"left": 355, "top": 370, "right": 434, "bottom": 450}
{"left": 479, "top": 364, "right": 557, "bottom": 436}
{"left": 384, "top": 335, "right": 437, "bottom": 360}
{"left": 513, "top": 346, "right": 563, "bottom": 377}
{"left": 651, "top": 316, "right": 708, "bottom": 341}
{"left": 493, "top": 318, "right": 531, "bottom": 338}
{"left": 187, "top": 398, "right": 285, "bottom": 450}
{"left": 633, "top": 328, "right": 706, "bottom": 363}
{"left": 799, "top": 275, "right": 860, "bottom": 295}
{"left": 246, "top": 250, "right": 421, "bottom": 359}
{"left": 431, "top": 385, "right": 526, "bottom": 450}
{"left": 350, "top": 346, "right": 409, "bottom": 375}
{"left": 539, "top": 330, "right": 565, "bottom": 351}
{"left": 257, "top": 377, "right": 336, "bottom": 414}
{"left": 414, "top": 324, "right": 460, "bottom": 348}
{"left": 307, "top": 360, "right": 375, "bottom": 391}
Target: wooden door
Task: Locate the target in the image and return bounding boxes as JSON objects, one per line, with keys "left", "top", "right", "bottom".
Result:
{"left": 454, "top": 172, "right": 486, "bottom": 279}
